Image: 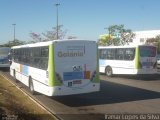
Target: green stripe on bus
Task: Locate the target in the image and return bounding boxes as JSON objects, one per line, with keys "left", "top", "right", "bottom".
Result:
{"left": 49, "top": 44, "right": 62, "bottom": 86}
{"left": 135, "top": 47, "right": 139, "bottom": 69}
{"left": 92, "top": 44, "right": 99, "bottom": 83}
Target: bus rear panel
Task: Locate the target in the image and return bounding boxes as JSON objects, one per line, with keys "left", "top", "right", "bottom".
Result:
{"left": 49, "top": 40, "right": 99, "bottom": 96}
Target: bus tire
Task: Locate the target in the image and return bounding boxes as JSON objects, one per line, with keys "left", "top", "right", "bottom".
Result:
{"left": 105, "top": 66, "right": 113, "bottom": 77}
{"left": 29, "top": 77, "right": 36, "bottom": 95}
{"left": 13, "top": 69, "right": 18, "bottom": 83}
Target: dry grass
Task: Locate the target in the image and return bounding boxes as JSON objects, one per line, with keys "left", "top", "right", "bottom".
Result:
{"left": 0, "top": 75, "right": 55, "bottom": 120}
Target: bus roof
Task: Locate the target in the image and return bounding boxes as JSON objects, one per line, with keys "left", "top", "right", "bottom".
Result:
{"left": 11, "top": 39, "right": 96, "bottom": 49}
{"left": 98, "top": 44, "right": 156, "bottom": 49}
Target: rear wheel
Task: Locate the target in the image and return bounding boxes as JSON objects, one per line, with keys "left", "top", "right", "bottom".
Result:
{"left": 29, "top": 77, "right": 36, "bottom": 95}
{"left": 105, "top": 66, "right": 113, "bottom": 77}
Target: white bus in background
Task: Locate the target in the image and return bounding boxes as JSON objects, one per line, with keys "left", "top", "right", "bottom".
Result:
{"left": 99, "top": 45, "right": 157, "bottom": 76}
{"left": 10, "top": 40, "right": 100, "bottom": 96}
{"left": 0, "top": 47, "right": 10, "bottom": 68}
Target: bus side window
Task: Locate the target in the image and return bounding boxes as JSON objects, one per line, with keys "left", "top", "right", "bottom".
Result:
{"left": 115, "top": 49, "right": 124, "bottom": 60}
{"left": 124, "top": 48, "right": 135, "bottom": 61}
{"left": 40, "top": 47, "right": 49, "bottom": 70}
{"left": 107, "top": 49, "right": 115, "bottom": 60}
{"left": 99, "top": 49, "right": 107, "bottom": 59}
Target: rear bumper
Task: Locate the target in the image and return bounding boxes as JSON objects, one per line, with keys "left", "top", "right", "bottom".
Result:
{"left": 47, "top": 83, "right": 100, "bottom": 96}
{"left": 136, "top": 69, "right": 157, "bottom": 74}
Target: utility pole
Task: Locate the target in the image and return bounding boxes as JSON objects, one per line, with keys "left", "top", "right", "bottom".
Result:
{"left": 55, "top": 3, "right": 60, "bottom": 39}
{"left": 12, "top": 24, "right": 16, "bottom": 42}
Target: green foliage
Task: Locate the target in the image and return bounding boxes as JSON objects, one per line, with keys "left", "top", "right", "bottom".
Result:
{"left": 0, "top": 39, "right": 25, "bottom": 47}
{"left": 98, "top": 34, "right": 112, "bottom": 46}
{"left": 147, "top": 35, "right": 160, "bottom": 53}
{"left": 98, "top": 24, "right": 135, "bottom": 46}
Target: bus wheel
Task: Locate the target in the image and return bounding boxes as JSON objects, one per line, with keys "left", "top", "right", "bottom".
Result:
{"left": 13, "top": 69, "right": 18, "bottom": 83}
{"left": 105, "top": 66, "right": 113, "bottom": 77}
{"left": 29, "top": 77, "right": 36, "bottom": 95}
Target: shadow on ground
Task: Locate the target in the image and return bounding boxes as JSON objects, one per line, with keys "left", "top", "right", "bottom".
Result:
{"left": 100, "top": 73, "right": 160, "bottom": 81}
{"left": 0, "top": 68, "right": 10, "bottom": 72}
{"left": 116, "top": 74, "right": 160, "bottom": 81}
{"left": 52, "top": 80, "right": 160, "bottom": 107}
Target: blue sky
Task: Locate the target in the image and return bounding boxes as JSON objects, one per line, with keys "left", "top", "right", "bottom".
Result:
{"left": 1, "top": 0, "right": 160, "bottom": 44}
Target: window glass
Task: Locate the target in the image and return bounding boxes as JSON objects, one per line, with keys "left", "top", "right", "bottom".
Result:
{"left": 124, "top": 48, "right": 135, "bottom": 60}
{"left": 106, "top": 49, "right": 115, "bottom": 60}
{"left": 99, "top": 47, "right": 135, "bottom": 61}
{"left": 99, "top": 49, "right": 107, "bottom": 59}
{"left": 139, "top": 46, "right": 156, "bottom": 57}
{"left": 115, "top": 49, "right": 125, "bottom": 60}
{"left": 12, "top": 46, "right": 49, "bottom": 70}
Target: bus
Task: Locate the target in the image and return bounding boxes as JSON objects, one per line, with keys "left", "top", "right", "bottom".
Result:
{"left": 99, "top": 45, "right": 157, "bottom": 76}
{"left": 10, "top": 40, "right": 99, "bottom": 96}
{"left": 0, "top": 47, "right": 10, "bottom": 68}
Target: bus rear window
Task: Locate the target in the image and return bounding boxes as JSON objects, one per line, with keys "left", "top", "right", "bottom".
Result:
{"left": 139, "top": 46, "right": 156, "bottom": 57}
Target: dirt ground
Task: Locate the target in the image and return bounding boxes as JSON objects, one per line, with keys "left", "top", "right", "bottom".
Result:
{"left": 0, "top": 75, "right": 54, "bottom": 120}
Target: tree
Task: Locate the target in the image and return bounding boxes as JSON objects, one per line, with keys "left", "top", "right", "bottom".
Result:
{"left": 30, "top": 25, "right": 68, "bottom": 43}
{"left": 29, "top": 33, "right": 43, "bottom": 43}
{"left": 146, "top": 35, "right": 160, "bottom": 53}
{"left": 98, "top": 34, "right": 112, "bottom": 46}
{"left": 43, "top": 25, "right": 68, "bottom": 40}
{"left": 98, "top": 24, "right": 135, "bottom": 46}
{"left": 0, "top": 39, "right": 25, "bottom": 47}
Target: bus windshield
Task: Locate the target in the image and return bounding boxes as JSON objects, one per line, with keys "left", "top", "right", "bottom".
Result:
{"left": 139, "top": 46, "right": 156, "bottom": 57}
{"left": 0, "top": 48, "right": 10, "bottom": 55}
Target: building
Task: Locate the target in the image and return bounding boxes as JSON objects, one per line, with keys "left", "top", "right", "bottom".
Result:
{"left": 99, "top": 30, "right": 160, "bottom": 45}
{"left": 131, "top": 30, "right": 160, "bottom": 45}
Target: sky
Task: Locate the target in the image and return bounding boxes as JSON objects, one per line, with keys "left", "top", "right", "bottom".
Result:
{"left": 1, "top": 0, "right": 160, "bottom": 44}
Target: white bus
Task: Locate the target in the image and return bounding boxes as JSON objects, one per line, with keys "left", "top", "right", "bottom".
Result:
{"left": 0, "top": 47, "right": 10, "bottom": 68}
{"left": 99, "top": 45, "right": 157, "bottom": 76}
{"left": 10, "top": 40, "right": 100, "bottom": 96}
